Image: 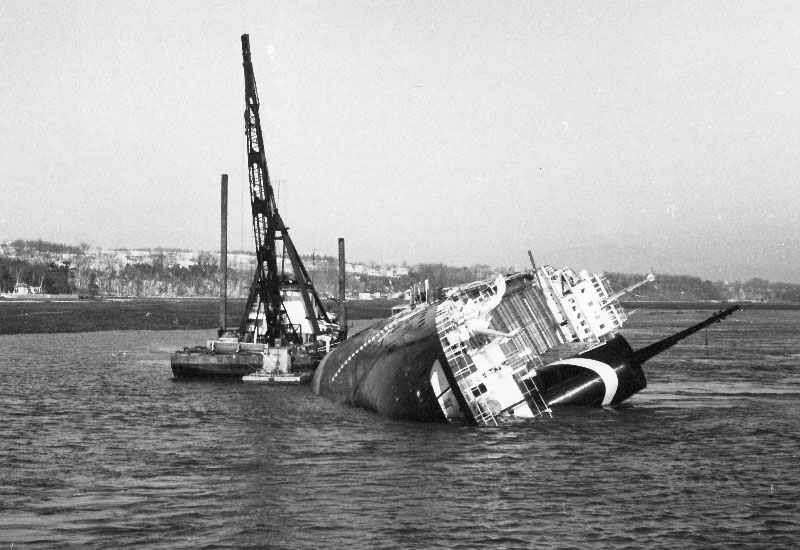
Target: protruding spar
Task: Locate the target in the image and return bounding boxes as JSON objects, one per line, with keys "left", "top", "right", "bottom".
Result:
{"left": 633, "top": 305, "right": 742, "bottom": 364}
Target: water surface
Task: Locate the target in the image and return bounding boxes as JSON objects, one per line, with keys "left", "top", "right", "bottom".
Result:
{"left": 1, "top": 309, "right": 798, "bottom": 548}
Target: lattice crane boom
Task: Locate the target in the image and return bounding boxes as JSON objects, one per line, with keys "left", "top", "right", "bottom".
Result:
{"left": 238, "top": 34, "right": 332, "bottom": 345}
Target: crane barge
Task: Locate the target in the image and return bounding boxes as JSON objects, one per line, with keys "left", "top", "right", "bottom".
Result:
{"left": 171, "top": 35, "right": 338, "bottom": 381}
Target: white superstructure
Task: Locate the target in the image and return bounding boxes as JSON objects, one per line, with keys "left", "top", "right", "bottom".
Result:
{"left": 535, "top": 266, "right": 626, "bottom": 343}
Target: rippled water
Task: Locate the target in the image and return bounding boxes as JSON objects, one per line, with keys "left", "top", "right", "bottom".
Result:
{"left": 1, "top": 309, "right": 798, "bottom": 549}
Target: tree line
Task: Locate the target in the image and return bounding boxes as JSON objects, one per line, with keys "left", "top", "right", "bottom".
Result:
{"left": 3, "top": 239, "right": 800, "bottom": 302}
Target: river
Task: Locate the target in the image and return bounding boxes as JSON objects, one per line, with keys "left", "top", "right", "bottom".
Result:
{"left": 1, "top": 308, "right": 797, "bottom": 548}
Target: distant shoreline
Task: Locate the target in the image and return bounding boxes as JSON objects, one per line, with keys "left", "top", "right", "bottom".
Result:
{"left": 3, "top": 295, "right": 797, "bottom": 308}
{"left": 620, "top": 301, "right": 800, "bottom": 310}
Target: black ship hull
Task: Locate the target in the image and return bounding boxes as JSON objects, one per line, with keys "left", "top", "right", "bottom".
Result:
{"left": 313, "top": 304, "right": 447, "bottom": 421}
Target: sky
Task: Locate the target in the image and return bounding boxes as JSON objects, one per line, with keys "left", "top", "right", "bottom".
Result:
{"left": 1, "top": 1, "right": 799, "bottom": 283}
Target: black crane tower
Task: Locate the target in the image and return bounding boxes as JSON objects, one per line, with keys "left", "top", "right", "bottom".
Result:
{"left": 239, "top": 34, "right": 332, "bottom": 346}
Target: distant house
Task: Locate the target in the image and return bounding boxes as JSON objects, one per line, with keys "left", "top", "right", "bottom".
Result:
{"left": 12, "top": 283, "right": 40, "bottom": 295}
{"left": 166, "top": 251, "right": 195, "bottom": 269}
{"left": 125, "top": 249, "right": 152, "bottom": 265}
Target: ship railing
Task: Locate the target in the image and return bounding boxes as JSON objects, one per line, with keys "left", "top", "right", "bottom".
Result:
{"left": 500, "top": 341, "right": 552, "bottom": 418}
{"left": 438, "top": 306, "right": 552, "bottom": 424}
{"left": 436, "top": 303, "right": 499, "bottom": 426}
{"left": 437, "top": 296, "right": 555, "bottom": 424}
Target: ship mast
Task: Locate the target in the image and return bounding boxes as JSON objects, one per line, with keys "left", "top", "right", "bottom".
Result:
{"left": 239, "top": 34, "right": 331, "bottom": 345}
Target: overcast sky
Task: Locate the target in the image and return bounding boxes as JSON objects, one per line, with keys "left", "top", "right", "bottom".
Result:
{"left": 2, "top": 1, "right": 798, "bottom": 282}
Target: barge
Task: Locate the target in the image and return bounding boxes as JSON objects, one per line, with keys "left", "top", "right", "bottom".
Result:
{"left": 170, "top": 34, "right": 340, "bottom": 381}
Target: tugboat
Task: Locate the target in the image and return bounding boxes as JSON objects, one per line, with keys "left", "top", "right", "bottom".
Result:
{"left": 312, "top": 262, "right": 740, "bottom": 424}
{"left": 170, "top": 35, "right": 339, "bottom": 381}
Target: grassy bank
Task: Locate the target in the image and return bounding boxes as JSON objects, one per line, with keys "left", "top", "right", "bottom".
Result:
{"left": 3, "top": 296, "right": 795, "bottom": 336}
{"left": 0, "top": 297, "right": 400, "bottom": 335}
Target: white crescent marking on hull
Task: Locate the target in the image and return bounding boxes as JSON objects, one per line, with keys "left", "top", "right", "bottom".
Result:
{"left": 548, "top": 358, "right": 618, "bottom": 406}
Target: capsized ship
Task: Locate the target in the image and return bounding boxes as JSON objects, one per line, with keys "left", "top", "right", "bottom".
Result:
{"left": 313, "top": 265, "right": 740, "bottom": 425}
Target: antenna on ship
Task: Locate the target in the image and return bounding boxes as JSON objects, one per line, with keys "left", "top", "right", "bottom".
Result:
{"left": 605, "top": 271, "right": 656, "bottom": 303}
{"left": 528, "top": 250, "right": 537, "bottom": 271}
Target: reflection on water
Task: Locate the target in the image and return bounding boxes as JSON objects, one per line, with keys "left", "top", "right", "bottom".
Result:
{"left": 1, "top": 311, "right": 799, "bottom": 549}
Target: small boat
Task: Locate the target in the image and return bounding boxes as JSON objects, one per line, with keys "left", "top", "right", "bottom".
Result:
{"left": 243, "top": 371, "right": 312, "bottom": 385}
{"left": 241, "top": 346, "right": 312, "bottom": 384}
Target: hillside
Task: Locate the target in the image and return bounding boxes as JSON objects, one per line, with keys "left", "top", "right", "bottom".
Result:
{"left": 3, "top": 239, "right": 799, "bottom": 303}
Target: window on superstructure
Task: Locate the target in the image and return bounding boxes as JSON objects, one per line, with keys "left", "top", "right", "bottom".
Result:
{"left": 471, "top": 383, "right": 488, "bottom": 397}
